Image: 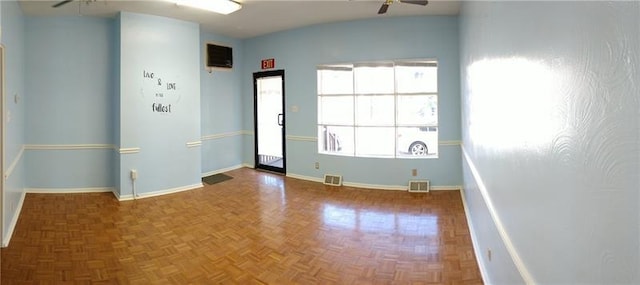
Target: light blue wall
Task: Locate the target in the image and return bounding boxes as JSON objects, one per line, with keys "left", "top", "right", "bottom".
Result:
{"left": 25, "top": 16, "right": 115, "bottom": 188}
{"left": 243, "top": 16, "right": 461, "bottom": 187}
{"left": 1, "top": 0, "right": 26, "bottom": 245}
{"left": 200, "top": 31, "right": 244, "bottom": 174}
{"left": 460, "top": 1, "right": 640, "bottom": 283}
{"left": 118, "top": 12, "right": 201, "bottom": 196}
{"left": 113, "top": 15, "right": 121, "bottom": 195}
{"left": 26, "top": 150, "right": 113, "bottom": 188}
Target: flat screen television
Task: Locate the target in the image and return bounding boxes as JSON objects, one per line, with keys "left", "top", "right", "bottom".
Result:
{"left": 206, "top": 43, "right": 233, "bottom": 68}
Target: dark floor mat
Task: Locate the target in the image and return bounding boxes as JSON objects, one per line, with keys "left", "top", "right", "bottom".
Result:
{"left": 202, "top": 173, "right": 233, "bottom": 185}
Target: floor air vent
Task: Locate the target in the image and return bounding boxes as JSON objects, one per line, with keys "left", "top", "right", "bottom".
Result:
{"left": 323, "top": 174, "right": 343, "bottom": 186}
{"left": 408, "top": 180, "right": 430, "bottom": 192}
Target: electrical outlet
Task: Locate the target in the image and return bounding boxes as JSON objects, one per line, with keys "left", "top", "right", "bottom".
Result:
{"left": 315, "top": 162, "right": 320, "bottom": 169}
{"left": 487, "top": 248, "right": 492, "bottom": 261}
{"left": 411, "top": 169, "right": 417, "bottom": 177}
{"left": 130, "top": 169, "right": 138, "bottom": 180}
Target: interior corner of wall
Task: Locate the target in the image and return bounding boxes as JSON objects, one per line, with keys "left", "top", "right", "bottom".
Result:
{"left": 112, "top": 186, "right": 120, "bottom": 196}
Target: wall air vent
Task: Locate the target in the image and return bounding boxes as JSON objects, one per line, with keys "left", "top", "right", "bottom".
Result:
{"left": 408, "top": 180, "right": 430, "bottom": 193}
{"left": 323, "top": 174, "right": 343, "bottom": 186}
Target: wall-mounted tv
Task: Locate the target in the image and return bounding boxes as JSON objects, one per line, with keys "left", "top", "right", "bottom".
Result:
{"left": 206, "top": 43, "right": 233, "bottom": 68}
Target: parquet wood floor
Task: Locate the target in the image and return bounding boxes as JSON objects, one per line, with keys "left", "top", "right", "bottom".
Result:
{"left": 1, "top": 168, "right": 483, "bottom": 284}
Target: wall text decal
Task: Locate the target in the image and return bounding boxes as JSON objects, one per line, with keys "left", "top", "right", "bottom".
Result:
{"left": 143, "top": 69, "right": 178, "bottom": 114}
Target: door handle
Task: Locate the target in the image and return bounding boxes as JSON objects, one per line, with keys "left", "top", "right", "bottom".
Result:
{"left": 277, "top": 114, "right": 284, "bottom": 126}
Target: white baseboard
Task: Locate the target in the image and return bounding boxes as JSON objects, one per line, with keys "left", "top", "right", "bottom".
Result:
{"left": 3, "top": 191, "right": 26, "bottom": 248}
{"left": 111, "top": 189, "right": 128, "bottom": 201}
{"left": 116, "top": 183, "right": 203, "bottom": 201}
{"left": 342, "top": 181, "right": 407, "bottom": 191}
{"left": 459, "top": 185, "right": 491, "bottom": 284}
{"left": 286, "top": 172, "right": 460, "bottom": 192}
{"left": 286, "top": 173, "right": 324, "bottom": 183}
{"left": 431, "top": 185, "right": 462, "bottom": 191}
{"left": 462, "top": 146, "right": 533, "bottom": 284}
{"left": 201, "top": 164, "right": 244, "bottom": 177}
{"left": 26, "top": 187, "right": 115, "bottom": 194}
{"left": 242, "top": 163, "right": 254, "bottom": 168}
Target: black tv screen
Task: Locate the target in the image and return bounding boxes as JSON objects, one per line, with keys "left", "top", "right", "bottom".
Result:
{"left": 206, "top": 43, "right": 233, "bottom": 68}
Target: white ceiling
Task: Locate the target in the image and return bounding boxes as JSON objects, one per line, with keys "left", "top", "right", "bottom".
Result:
{"left": 19, "top": 0, "right": 461, "bottom": 39}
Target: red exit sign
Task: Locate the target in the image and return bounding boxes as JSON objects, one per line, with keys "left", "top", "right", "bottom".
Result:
{"left": 261, "top": 58, "right": 275, "bottom": 70}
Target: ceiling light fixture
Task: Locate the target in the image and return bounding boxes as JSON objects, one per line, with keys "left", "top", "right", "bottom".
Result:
{"left": 174, "top": 0, "right": 242, "bottom": 15}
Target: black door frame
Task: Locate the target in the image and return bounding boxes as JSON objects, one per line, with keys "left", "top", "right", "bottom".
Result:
{"left": 253, "top": 70, "right": 286, "bottom": 174}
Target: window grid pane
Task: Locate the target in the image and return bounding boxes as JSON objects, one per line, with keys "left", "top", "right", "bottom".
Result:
{"left": 355, "top": 127, "right": 395, "bottom": 157}
{"left": 318, "top": 96, "right": 354, "bottom": 125}
{"left": 318, "top": 67, "right": 353, "bottom": 95}
{"left": 355, "top": 95, "right": 395, "bottom": 126}
{"left": 396, "top": 65, "right": 438, "bottom": 93}
{"left": 396, "top": 95, "right": 438, "bottom": 126}
{"left": 318, "top": 125, "right": 354, "bottom": 156}
{"left": 354, "top": 66, "right": 394, "bottom": 94}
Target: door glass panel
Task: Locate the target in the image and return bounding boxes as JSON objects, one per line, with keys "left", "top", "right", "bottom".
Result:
{"left": 257, "top": 75, "right": 283, "bottom": 169}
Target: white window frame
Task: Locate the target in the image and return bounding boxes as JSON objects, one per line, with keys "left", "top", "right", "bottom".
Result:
{"left": 317, "top": 60, "right": 439, "bottom": 159}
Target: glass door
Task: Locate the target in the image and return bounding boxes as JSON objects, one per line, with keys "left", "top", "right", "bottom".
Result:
{"left": 254, "top": 70, "right": 286, "bottom": 174}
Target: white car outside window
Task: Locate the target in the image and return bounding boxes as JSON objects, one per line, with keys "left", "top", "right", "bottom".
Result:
{"left": 397, "top": 127, "right": 438, "bottom": 156}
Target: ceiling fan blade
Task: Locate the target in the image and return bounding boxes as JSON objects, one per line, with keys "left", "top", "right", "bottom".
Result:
{"left": 399, "top": 0, "right": 429, "bottom": 6}
{"left": 52, "top": 0, "right": 73, "bottom": 8}
{"left": 378, "top": 3, "right": 390, "bottom": 14}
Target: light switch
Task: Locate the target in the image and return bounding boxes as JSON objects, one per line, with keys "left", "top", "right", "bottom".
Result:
{"left": 291, "top": 105, "right": 299, "bottom": 113}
